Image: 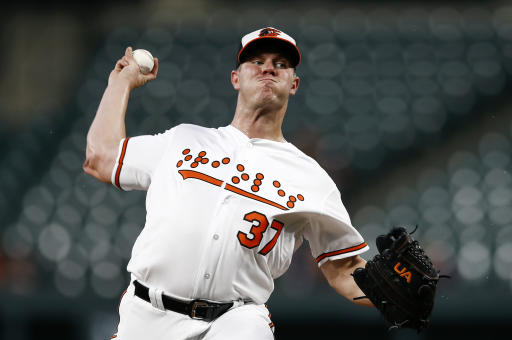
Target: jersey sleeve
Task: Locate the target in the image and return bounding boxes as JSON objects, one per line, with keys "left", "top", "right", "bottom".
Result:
{"left": 111, "top": 129, "right": 173, "bottom": 191}
{"left": 303, "top": 188, "right": 369, "bottom": 267}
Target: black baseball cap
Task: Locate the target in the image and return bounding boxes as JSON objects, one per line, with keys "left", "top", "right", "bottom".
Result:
{"left": 236, "top": 27, "right": 301, "bottom": 68}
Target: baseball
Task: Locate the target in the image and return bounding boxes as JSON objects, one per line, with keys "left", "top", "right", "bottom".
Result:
{"left": 132, "top": 49, "right": 154, "bottom": 74}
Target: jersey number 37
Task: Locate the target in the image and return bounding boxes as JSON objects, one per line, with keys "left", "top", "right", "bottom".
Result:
{"left": 237, "top": 211, "right": 283, "bottom": 256}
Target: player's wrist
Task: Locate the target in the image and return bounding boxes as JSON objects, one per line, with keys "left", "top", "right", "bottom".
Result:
{"left": 108, "top": 75, "right": 135, "bottom": 91}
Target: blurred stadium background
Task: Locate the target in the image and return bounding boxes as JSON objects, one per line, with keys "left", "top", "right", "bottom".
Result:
{"left": 1, "top": 0, "right": 512, "bottom": 339}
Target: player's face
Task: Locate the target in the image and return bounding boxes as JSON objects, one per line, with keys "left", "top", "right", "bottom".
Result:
{"left": 231, "top": 52, "right": 300, "bottom": 108}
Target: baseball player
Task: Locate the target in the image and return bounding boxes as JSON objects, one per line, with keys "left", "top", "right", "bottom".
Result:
{"left": 83, "top": 27, "right": 373, "bottom": 340}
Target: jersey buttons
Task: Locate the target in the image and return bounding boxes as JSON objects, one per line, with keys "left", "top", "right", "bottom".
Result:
{"left": 204, "top": 273, "right": 211, "bottom": 279}
{"left": 213, "top": 234, "right": 219, "bottom": 240}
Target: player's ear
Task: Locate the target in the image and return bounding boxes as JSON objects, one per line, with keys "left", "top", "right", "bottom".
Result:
{"left": 231, "top": 69, "right": 240, "bottom": 91}
{"left": 289, "top": 74, "right": 300, "bottom": 96}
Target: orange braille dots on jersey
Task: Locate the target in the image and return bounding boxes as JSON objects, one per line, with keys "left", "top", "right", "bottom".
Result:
{"left": 176, "top": 149, "right": 305, "bottom": 211}
{"left": 189, "top": 150, "right": 208, "bottom": 167}
{"left": 286, "top": 196, "right": 297, "bottom": 208}
{"left": 251, "top": 174, "right": 263, "bottom": 192}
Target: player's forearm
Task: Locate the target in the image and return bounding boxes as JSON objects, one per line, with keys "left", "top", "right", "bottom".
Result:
{"left": 320, "top": 256, "right": 375, "bottom": 308}
{"left": 332, "top": 272, "right": 375, "bottom": 308}
{"left": 89, "top": 79, "right": 131, "bottom": 143}
{"left": 84, "top": 79, "right": 131, "bottom": 182}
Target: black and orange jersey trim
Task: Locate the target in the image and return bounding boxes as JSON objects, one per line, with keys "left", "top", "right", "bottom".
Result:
{"left": 315, "top": 242, "right": 368, "bottom": 263}
{"left": 114, "top": 137, "right": 130, "bottom": 190}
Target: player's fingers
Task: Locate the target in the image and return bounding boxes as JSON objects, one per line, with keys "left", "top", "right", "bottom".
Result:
{"left": 125, "top": 46, "right": 136, "bottom": 63}
{"left": 121, "top": 56, "right": 130, "bottom": 67}
{"left": 142, "top": 58, "right": 158, "bottom": 81}
{"left": 149, "top": 57, "right": 159, "bottom": 78}
{"left": 114, "top": 59, "right": 124, "bottom": 71}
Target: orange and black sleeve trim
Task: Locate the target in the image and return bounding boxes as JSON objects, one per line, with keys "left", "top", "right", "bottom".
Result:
{"left": 114, "top": 137, "right": 130, "bottom": 190}
{"left": 315, "top": 242, "right": 368, "bottom": 264}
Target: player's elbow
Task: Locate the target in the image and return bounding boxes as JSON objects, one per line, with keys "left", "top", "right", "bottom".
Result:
{"left": 83, "top": 143, "right": 115, "bottom": 183}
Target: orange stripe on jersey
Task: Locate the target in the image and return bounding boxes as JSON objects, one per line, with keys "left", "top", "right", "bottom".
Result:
{"left": 178, "top": 170, "right": 224, "bottom": 187}
{"left": 177, "top": 170, "right": 288, "bottom": 211}
{"left": 115, "top": 137, "right": 130, "bottom": 190}
{"left": 224, "top": 184, "right": 288, "bottom": 211}
{"left": 315, "top": 242, "right": 368, "bottom": 263}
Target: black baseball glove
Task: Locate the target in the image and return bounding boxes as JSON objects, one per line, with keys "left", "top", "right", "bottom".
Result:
{"left": 353, "top": 226, "right": 444, "bottom": 331}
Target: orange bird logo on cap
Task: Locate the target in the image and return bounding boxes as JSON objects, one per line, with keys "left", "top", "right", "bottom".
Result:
{"left": 259, "top": 28, "right": 281, "bottom": 37}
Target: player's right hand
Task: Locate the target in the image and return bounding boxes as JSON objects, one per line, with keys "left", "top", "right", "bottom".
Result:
{"left": 108, "top": 46, "right": 159, "bottom": 90}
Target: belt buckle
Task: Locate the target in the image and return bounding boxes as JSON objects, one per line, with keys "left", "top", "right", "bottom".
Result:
{"left": 190, "top": 300, "right": 209, "bottom": 319}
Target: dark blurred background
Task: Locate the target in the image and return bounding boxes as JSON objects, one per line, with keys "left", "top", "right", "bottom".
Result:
{"left": 1, "top": 0, "right": 511, "bottom": 339}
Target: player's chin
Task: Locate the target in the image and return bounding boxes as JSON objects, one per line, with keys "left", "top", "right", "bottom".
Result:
{"left": 257, "top": 90, "right": 278, "bottom": 103}
{"left": 257, "top": 96, "right": 284, "bottom": 111}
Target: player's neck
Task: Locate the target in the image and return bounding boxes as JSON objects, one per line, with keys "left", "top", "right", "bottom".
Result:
{"left": 230, "top": 106, "right": 286, "bottom": 142}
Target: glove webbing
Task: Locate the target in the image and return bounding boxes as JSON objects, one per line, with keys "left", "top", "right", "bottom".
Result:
{"left": 401, "top": 244, "right": 439, "bottom": 281}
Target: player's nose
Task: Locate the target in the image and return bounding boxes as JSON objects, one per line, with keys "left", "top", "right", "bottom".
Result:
{"left": 261, "top": 59, "right": 277, "bottom": 74}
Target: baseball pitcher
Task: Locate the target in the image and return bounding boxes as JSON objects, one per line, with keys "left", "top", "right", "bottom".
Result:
{"left": 83, "top": 27, "right": 440, "bottom": 339}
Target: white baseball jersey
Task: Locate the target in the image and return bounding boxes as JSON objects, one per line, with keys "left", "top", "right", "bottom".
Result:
{"left": 111, "top": 124, "right": 368, "bottom": 305}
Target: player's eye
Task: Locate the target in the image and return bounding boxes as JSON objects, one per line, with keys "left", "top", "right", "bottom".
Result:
{"left": 276, "top": 62, "right": 286, "bottom": 69}
{"left": 252, "top": 60, "right": 264, "bottom": 65}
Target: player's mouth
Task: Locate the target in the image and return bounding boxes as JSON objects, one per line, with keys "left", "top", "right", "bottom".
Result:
{"left": 258, "top": 78, "right": 277, "bottom": 83}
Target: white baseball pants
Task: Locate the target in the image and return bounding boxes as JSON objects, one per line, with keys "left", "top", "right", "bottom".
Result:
{"left": 111, "top": 281, "right": 275, "bottom": 340}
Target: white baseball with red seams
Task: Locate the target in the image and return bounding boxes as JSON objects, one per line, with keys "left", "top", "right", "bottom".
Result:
{"left": 132, "top": 49, "right": 154, "bottom": 74}
{"left": 110, "top": 124, "right": 369, "bottom": 339}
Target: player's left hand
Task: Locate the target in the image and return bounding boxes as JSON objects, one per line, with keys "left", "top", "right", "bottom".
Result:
{"left": 352, "top": 226, "right": 446, "bottom": 331}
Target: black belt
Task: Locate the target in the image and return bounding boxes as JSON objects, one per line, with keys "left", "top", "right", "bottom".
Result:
{"left": 133, "top": 280, "right": 234, "bottom": 321}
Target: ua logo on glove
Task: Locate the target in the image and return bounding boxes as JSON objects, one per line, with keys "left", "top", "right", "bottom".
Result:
{"left": 394, "top": 262, "right": 412, "bottom": 283}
